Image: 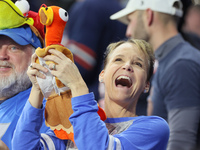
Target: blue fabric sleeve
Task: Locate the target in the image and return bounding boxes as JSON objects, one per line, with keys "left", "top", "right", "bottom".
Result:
{"left": 12, "top": 100, "right": 45, "bottom": 150}
{"left": 69, "top": 93, "right": 109, "bottom": 150}
{"left": 12, "top": 100, "right": 66, "bottom": 150}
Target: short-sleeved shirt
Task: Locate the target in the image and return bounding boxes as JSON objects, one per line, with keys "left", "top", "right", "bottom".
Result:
{"left": 152, "top": 34, "right": 200, "bottom": 120}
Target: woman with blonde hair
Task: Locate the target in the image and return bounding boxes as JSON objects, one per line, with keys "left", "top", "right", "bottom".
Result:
{"left": 12, "top": 39, "right": 169, "bottom": 150}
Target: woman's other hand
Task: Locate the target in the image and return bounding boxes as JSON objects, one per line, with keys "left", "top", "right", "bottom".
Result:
{"left": 27, "top": 53, "right": 48, "bottom": 91}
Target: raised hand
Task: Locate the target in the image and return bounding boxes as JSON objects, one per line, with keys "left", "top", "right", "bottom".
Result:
{"left": 44, "top": 49, "right": 89, "bottom": 97}
{"left": 27, "top": 53, "right": 48, "bottom": 108}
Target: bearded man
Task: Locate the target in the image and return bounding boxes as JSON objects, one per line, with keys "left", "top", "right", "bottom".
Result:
{"left": 0, "top": 25, "right": 49, "bottom": 150}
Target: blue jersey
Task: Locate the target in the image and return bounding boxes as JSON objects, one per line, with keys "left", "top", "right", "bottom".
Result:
{"left": 0, "top": 88, "right": 49, "bottom": 149}
{"left": 12, "top": 93, "right": 169, "bottom": 150}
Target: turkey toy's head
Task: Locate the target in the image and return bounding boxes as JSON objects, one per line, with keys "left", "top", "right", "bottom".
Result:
{"left": 39, "top": 5, "right": 69, "bottom": 47}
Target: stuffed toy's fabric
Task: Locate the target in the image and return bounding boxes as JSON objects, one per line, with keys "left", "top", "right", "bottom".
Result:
{"left": 25, "top": 10, "right": 45, "bottom": 41}
{"left": 0, "top": 0, "right": 33, "bottom": 30}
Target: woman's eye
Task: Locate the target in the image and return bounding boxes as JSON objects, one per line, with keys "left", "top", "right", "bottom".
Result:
{"left": 115, "top": 58, "right": 122, "bottom": 61}
{"left": 135, "top": 62, "right": 142, "bottom": 67}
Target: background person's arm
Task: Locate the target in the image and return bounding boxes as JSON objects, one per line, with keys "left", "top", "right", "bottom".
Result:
{"left": 167, "top": 107, "right": 200, "bottom": 150}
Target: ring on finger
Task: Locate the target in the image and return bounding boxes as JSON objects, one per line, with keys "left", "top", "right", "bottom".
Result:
{"left": 53, "top": 64, "right": 56, "bottom": 70}
{"left": 30, "top": 64, "right": 33, "bottom": 68}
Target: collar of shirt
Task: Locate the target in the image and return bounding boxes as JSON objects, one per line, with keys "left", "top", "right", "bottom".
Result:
{"left": 155, "top": 34, "right": 185, "bottom": 61}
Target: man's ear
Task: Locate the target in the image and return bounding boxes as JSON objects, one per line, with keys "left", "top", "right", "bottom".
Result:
{"left": 146, "top": 8, "right": 154, "bottom": 26}
{"left": 144, "top": 81, "right": 150, "bottom": 93}
{"left": 99, "top": 70, "right": 105, "bottom": 83}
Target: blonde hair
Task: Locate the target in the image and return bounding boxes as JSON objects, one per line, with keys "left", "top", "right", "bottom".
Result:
{"left": 103, "top": 39, "right": 155, "bottom": 81}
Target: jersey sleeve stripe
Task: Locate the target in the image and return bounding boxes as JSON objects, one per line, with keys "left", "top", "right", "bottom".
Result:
{"left": 107, "top": 135, "right": 122, "bottom": 150}
{"left": 41, "top": 133, "right": 56, "bottom": 150}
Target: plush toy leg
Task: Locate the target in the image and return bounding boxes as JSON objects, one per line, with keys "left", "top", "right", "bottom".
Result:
{"left": 45, "top": 90, "right": 74, "bottom": 141}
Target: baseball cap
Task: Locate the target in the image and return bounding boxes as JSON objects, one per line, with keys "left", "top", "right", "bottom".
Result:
{"left": 0, "top": 25, "right": 42, "bottom": 48}
{"left": 110, "top": 0, "right": 183, "bottom": 24}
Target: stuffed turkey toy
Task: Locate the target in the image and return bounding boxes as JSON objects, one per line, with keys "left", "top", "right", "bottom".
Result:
{"left": 35, "top": 4, "right": 75, "bottom": 142}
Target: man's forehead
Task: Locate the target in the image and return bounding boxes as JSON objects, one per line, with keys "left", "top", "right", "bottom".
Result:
{"left": 0, "top": 35, "right": 20, "bottom": 45}
{"left": 0, "top": 35, "right": 33, "bottom": 49}
{"left": 127, "top": 11, "right": 138, "bottom": 19}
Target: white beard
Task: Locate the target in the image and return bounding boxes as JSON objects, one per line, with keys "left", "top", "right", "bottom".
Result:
{"left": 0, "top": 61, "right": 32, "bottom": 99}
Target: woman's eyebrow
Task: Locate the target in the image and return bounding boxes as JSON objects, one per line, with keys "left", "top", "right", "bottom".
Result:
{"left": 114, "top": 54, "right": 144, "bottom": 62}
{"left": 136, "top": 57, "right": 144, "bottom": 62}
{"left": 114, "top": 54, "right": 124, "bottom": 57}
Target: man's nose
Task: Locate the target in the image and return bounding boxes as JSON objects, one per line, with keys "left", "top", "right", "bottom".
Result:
{"left": 126, "top": 25, "right": 132, "bottom": 38}
{"left": 126, "top": 31, "right": 131, "bottom": 38}
{"left": 0, "top": 46, "right": 9, "bottom": 60}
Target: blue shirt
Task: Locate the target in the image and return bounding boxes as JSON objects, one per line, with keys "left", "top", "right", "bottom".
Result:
{"left": 0, "top": 88, "right": 49, "bottom": 149}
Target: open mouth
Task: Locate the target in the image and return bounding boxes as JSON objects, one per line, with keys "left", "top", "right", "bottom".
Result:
{"left": 115, "top": 75, "right": 132, "bottom": 88}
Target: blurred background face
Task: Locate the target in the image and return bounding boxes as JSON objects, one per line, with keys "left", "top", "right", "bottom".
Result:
{"left": 126, "top": 11, "right": 150, "bottom": 41}
{"left": 102, "top": 42, "right": 148, "bottom": 105}
{"left": 184, "top": 6, "right": 200, "bottom": 36}
{"left": 0, "top": 36, "right": 33, "bottom": 99}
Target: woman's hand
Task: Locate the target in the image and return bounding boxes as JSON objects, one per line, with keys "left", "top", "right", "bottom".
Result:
{"left": 27, "top": 53, "right": 48, "bottom": 91}
{"left": 44, "top": 49, "right": 89, "bottom": 97}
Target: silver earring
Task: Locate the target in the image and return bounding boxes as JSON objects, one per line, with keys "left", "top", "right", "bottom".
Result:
{"left": 144, "top": 89, "right": 148, "bottom": 93}
{"left": 100, "top": 79, "right": 103, "bottom": 83}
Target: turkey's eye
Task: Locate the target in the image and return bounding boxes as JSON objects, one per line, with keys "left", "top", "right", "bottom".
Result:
{"left": 59, "top": 8, "right": 68, "bottom": 22}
